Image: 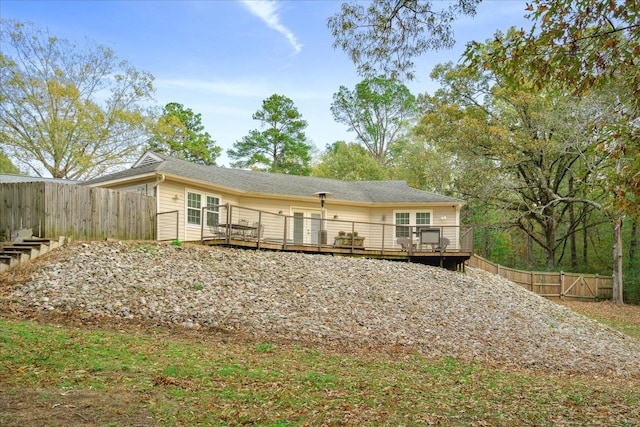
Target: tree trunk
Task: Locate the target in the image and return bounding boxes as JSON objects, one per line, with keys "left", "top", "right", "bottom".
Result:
{"left": 543, "top": 208, "right": 556, "bottom": 271}
{"left": 483, "top": 226, "right": 490, "bottom": 258}
{"left": 569, "top": 175, "right": 577, "bottom": 268}
{"left": 612, "top": 217, "right": 624, "bottom": 304}
{"left": 582, "top": 214, "right": 588, "bottom": 265}
{"left": 527, "top": 228, "right": 534, "bottom": 268}
{"left": 611, "top": 151, "right": 625, "bottom": 304}
{"left": 630, "top": 219, "right": 638, "bottom": 271}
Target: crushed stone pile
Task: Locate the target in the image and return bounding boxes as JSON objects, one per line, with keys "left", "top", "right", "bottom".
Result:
{"left": 10, "top": 241, "right": 640, "bottom": 375}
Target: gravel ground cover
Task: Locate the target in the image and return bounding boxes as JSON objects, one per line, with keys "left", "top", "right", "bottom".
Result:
{"left": 9, "top": 241, "right": 640, "bottom": 376}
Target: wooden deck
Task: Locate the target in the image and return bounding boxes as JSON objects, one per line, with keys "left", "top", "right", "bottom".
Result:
{"left": 195, "top": 204, "right": 474, "bottom": 270}
{"left": 202, "top": 237, "right": 472, "bottom": 270}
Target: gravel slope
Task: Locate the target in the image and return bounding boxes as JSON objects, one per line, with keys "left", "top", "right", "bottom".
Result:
{"left": 9, "top": 241, "right": 640, "bottom": 375}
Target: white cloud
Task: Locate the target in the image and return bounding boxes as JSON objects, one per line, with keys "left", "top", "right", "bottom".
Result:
{"left": 156, "top": 78, "right": 269, "bottom": 98}
{"left": 156, "top": 77, "right": 329, "bottom": 102}
{"left": 240, "top": 0, "right": 302, "bottom": 53}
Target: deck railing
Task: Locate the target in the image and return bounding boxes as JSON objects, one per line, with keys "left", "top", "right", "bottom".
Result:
{"left": 200, "top": 203, "right": 474, "bottom": 254}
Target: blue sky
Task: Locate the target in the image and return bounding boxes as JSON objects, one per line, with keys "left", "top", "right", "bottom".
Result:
{"left": 2, "top": 0, "right": 530, "bottom": 167}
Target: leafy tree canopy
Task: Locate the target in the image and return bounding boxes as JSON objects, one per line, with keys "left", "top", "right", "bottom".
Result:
{"left": 461, "top": 2, "right": 639, "bottom": 301}
{"left": 463, "top": 0, "right": 640, "bottom": 217}
{"left": 418, "top": 60, "right": 615, "bottom": 269}
{"left": 312, "top": 141, "right": 387, "bottom": 181}
{"left": 386, "top": 136, "right": 457, "bottom": 196}
{"left": 148, "top": 102, "right": 221, "bottom": 166}
{"left": 328, "top": 0, "right": 480, "bottom": 80}
{"left": 0, "top": 20, "right": 155, "bottom": 179}
{"left": 331, "top": 76, "right": 417, "bottom": 165}
{"left": 228, "top": 94, "right": 313, "bottom": 175}
{"left": 0, "top": 149, "right": 20, "bottom": 174}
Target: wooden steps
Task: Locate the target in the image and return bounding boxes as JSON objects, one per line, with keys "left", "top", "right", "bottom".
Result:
{"left": 0, "top": 237, "right": 66, "bottom": 273}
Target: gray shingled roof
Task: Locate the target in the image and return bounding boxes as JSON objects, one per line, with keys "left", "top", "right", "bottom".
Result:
{"left": 0, "top": 174, "right": 78, "bottom": 184}
{"left": 83, "top": 152, "right": 464, "bottom": 204}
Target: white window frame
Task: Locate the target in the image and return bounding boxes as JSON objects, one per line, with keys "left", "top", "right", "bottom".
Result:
{"left": 393, "top": 210, "right": 433, "bottom": 238}
{"left": 415, "top": 211, "right": 432, "bottom": 226}
{"left": 395, "top": 212, "right": 411, "bottom": 238}
{"left": 205, "top": 195, "right": 221, "bottom": 227}
{"left": 185, "top": 189, "right": 222, "bottom": 228}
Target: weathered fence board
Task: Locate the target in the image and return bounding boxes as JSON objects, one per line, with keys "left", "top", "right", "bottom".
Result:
{"left": 1, "top": 182, "right": 156, "bottom": 241}
{"left": 467, "top": 255, "right": 613, "bottom": 300}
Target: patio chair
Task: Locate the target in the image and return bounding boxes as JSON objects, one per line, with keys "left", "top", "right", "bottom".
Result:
{"left": 208, "top": 222, "right": 226, "bottom": 239}
{"left": 248, "top": 222, "right": 264, "bottom": 240}
{"left": 396, "top": 237, "right": 416, "bottom": 251}
{"left": 431, "top": 237, "right": 450, "bottom": 252}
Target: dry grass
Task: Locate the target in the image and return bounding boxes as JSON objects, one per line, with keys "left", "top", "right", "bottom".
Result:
{"left": 558, "top": 300, "right": 640, "bottom": 340}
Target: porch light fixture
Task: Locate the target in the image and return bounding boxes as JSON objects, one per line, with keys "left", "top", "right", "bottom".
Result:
{"left": 313, "top": 191, "right": 331, "bottom": 207}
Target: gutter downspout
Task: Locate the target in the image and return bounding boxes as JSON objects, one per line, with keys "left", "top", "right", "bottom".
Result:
{"left": 155, "top": 174, "right": 166, "bottom": 241}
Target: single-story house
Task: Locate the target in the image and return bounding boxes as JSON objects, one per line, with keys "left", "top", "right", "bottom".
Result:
{"left": 84, "top": 152, "right": 466, "bottom": 249}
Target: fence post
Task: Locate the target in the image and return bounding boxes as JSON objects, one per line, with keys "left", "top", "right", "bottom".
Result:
{"left": 560, "top": 271, "right": 565, "bottom": 299}
{"left": 530, "top": 271, "right": 534, "bottom": 292}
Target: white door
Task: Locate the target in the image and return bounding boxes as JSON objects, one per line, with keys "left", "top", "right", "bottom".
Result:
{"left": 292, "top": 210, "right": 321, "bottom": 245}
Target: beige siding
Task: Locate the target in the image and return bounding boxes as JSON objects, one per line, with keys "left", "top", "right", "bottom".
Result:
{"left": 157, "top": 181, "right": 240, "bottom": 242}
{"left": 156, "top": 181, "right": 184, "bottom": 241}
{"left": 100, "top": 176, "right": 464, "bottom": 244}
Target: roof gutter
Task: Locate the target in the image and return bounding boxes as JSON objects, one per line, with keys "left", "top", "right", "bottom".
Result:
{"left": 82, "top": 171, "right": 157, "bottom": 187}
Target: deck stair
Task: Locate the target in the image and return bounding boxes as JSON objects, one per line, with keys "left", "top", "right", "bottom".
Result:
{"left": 0, "top": 236, "right": 66, "bottom": 274}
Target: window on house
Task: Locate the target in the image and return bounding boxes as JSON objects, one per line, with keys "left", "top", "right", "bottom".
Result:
{"left": 187, "top": 192, "right": 221, "bottom": 226}
{"left": 136, "top": 185, "right": 147, "bottom": 195}
{"left": 187, "top": 192, "right": 201, "bottom": 225}
{"left": 206, "top": 196, "right": 220, "bottom": 226}
{"left": 395, "top": 212, "right": 410, "bottom": 237}
{"left": 416, "top": 212, "right": 431, "bottom": 226}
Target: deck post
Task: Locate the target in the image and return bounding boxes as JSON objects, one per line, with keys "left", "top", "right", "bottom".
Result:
{"left": 225, "top": 203, "right": 231, "bottom": 244}
{"left": 257, "top": 211, "right": 262, "bottom": 250}
{"left": 283, "top": 216, "right": 288, "bottom": 249}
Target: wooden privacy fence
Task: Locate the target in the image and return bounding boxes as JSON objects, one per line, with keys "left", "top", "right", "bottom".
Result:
{"left": 467, "top": 255, "right": 613, "bottom": 300}
{"left": 1, "top": 182, "right": 156, "bottom": 241}
{"left": 156, "top": 210, "right": 179, "bottom": 241}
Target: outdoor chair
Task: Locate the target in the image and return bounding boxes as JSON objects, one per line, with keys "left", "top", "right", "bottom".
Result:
{"left": 396, "top": 237, "right": 416, "bottom": 251}
{"left": 208, "top": 222, "right": 226, "bottom": 239}
{"left": 431, "top": 237, "right": 450, "bottom": 252}
{"left": 248, "top": 222, "right": 264, "bottom": 240}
